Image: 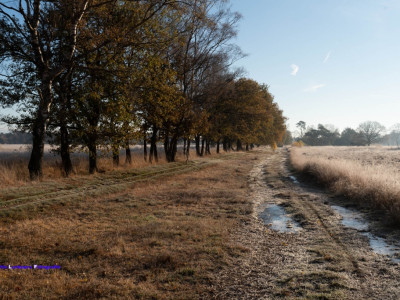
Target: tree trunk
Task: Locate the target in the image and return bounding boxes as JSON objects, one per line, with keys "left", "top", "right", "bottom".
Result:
{"left": 154, "top": 142, "right": 158, "bottom": 162}
{"left": 183, "top": 138, "right": 187, "bottom": 156}
{"left": 195, "top": 135, "right": 201, "bottom": 156}
{"left": 55, "top": 70, "right": 74, "bottom": 177}
{"left": 236, "top": 139, "right": 243, "bottom": 151}
{"left": 113, "top": 154, "right": 119, "bottom": 166}
{"left": 172, "top": 137, "right": 177, "bottom": 161}
{"left": 149, "top": 144, "right": 154, "bottom": 164}
{"left": 125, "top": 142, "right": 132, "bottom": 165}
{"left": 28, "top": 80, "right": 53, "bottom": 179}
{"left": 28, "top": 116, "right": 46, "bottom": 180}
{"left": 112, "top": 144, "right": 119, "bottom": 167}
{"left": 88, "top": 137, "right": 97, "bottom": 174}
{"left": 217, "top": 139, "right": 220, "bottom": 154}
{"left": 186, "top": 138, "right": 190, "bottom": 159}
{"left": 200, "top": 137, "right": 205, "bottom": 156}
{"left": 150, "top": 126, "right": 158, "bottom": 163}
{"left": 246, "top": 143, "right": 249, "bottom": 151}
{"left": 206, "top": 139, "right": 211, "bottom": 155}
{"left": 164, "top": 132, "right": 170, "bottom": 161}
{"left": 85, "top": 94, "right": 101, "bottom": 174}
{"left": 143, "top": 134, "right": 148, "bottom": 162}
{"left": 164, "top": 134, "right": 178, "bottom": 162}
{"left": 60, "top": 124, "right": 73, "bottom": 176}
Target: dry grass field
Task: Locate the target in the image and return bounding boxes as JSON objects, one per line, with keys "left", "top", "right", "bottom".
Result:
{"left": 0, "top": 144, "right": 257, "bottom": 298}
{"left": 290, "top": 146, "right": 400, "bottom": 223}
{"left": 0, "top": 150, "right": 254, "bottom": 299}
{"left": 1, "top": 147, "right": 400, "bottom": 299}
{"left": 0, "top": 145, "right": 178, "bottom": 186}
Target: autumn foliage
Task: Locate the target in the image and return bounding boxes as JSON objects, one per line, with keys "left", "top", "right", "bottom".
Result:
{"left": 0, "top": 0, "right": 286, "bottom": 178}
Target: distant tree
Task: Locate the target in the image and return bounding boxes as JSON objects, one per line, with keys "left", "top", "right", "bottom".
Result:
{"left": 0, "top": 132, "right": 31, "bottom": 144}
{"left": 389, "top": 124, "right": 400, "bottom": 147}
{"left": 302, "top": 124, "right": 339, "bottom": 146}
{"left": 357, "top": 121, "right": 385, "bottom": 146}
{"left": 337, "top": 128, "right": 365, "bottom": 146}
{"left": 280, "top": 129, "right": 293, "bottom": 146}
{"left": 296, "top": 121, "right": 306, "bottom": 139}
{"left": 323, "top": 124, "right": 338, "bottom": 133}
{"left": 318, "top": 124, "right": 339, "bottom": 145}
{"left": 302, "top": 128, "right": 319, "bottom": 146}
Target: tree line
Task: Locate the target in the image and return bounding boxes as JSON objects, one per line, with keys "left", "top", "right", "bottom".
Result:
{"left": 0, "top": 0, "right": 286, "bottom": 179}
{"left": 0, "top": 131, "right": 31, "bottom": 144}
{"left": 293, "top": 120, "right": 396, "bottom": 146}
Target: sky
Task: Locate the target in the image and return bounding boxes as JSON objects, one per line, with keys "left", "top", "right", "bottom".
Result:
{"left": 229, "top": 0, "right": 400, "bottom": 134}
{"left": 1, "top": 1, "right": 400, "bottom": 135}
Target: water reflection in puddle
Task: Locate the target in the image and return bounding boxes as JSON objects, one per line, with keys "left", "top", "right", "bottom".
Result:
{"left": 260, "top": 204, "right": 301, "bottom": 233}
{"left": 331, "top": 205, "right": 369, "bottom": 231}
{"left": 332, "top": 205, "right": 400, "bottom": 263}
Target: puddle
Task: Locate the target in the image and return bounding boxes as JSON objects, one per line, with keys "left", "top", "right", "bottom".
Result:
{"left": 364, "top": 233, "right": 400, "bottom": 259}
{"left": 331, "top": 205, "right": 369, "bottom": 231}
{"left": 260, "top": 204, "right": 301, "bottom": 233}
{"left": 289, "top": 175, "right": 299, "bottom": 184}
{"left": 332, "top": 205, "right": 400, "bottom": 263}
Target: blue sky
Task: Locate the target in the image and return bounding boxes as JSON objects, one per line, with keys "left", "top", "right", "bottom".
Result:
{"left": 229, "top": 0, "right": 400, "bottom": 134}
{"left": 1, "top": 1, "right": 399, "bottom": 135}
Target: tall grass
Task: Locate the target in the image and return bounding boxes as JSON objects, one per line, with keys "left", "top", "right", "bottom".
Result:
{"left": 0, "top": 144, "right": 222, "bottom": 187}
{"left": 0, "top": 147, "right": 171, "bottom": 186}
{"left": 290, "top": 146, "right": 400, "bottom": 223}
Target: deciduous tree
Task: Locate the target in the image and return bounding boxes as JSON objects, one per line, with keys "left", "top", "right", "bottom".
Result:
{"left": 357, "top": 121, "right": 385, "bottom": 146}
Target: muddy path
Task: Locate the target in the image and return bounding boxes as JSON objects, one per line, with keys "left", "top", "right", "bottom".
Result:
{"left": 216, "top": 149, "right": 400, "bottom": 299}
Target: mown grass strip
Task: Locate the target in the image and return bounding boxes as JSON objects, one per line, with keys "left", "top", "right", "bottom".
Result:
{"left": 0, "top": 161, "right": 191, "bottom": 201}
{"left": 0, "top": 160, "right": 214, "bottom": 216}
{"left": 0, "top": 151, "right": 246, "bottom": 202}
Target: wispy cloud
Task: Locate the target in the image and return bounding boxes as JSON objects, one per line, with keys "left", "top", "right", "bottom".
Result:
{"left": 291, "top": 64, "right": 299, "bottom": 76}
{"left": 323, "top": 51, "right": 331, "bottom": 63}
{"left": 304, "top": 84, "right": 326, "bottom": 92}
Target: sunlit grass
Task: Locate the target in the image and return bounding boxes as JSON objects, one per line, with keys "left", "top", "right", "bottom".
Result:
{"left": 0, "top": 152, "right": 253, "bottom": 299}
{"left": 290, "top": 146, "right": 400, "bottom": 223}
{"left": 0, "top": 145, "right": 206, "bottom": 187}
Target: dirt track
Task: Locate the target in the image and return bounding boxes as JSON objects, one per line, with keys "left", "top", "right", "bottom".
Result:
{"left": 216, "top": 148, "right": 400, "bottom": 299}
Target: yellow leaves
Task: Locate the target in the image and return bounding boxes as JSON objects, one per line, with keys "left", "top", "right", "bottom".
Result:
{"left": 210, "top": 78, "right": 285, "bottom": 146}
{"left": 292, "top": 141, "right": 305, "bottom": 147}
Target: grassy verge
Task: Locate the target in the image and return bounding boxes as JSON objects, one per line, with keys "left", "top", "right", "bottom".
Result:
{"left": 0, "top": 149, "right": 181, "bottom": 187}
{"left": 290, "top": 147, "right": 400, "bottom": 223}
{"left": 0, "top": 161, "right": 213, "bottom": 219}
{"left": 0, "top": 152, "right": 254, "bottom": 299}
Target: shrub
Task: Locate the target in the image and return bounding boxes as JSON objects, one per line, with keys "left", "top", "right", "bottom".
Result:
{"left": 291, "top": 140, "right": 305, "bottom": 147}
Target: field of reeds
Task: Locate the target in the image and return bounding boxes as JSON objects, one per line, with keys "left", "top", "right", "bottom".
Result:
{"left": 290, "top": 146, "right": 400, "bottom": 223}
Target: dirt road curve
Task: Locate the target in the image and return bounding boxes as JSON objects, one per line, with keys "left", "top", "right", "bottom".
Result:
{"left": 215, "top": 149, "right": 400, "bottom": 299}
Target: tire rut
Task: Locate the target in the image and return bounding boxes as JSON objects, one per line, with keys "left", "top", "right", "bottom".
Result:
{"left": 216, "top": 149, "right": 400, "bottom": 299}
{"left": 262, "top": 151, "right": 365, "bottom": 297}
{"left": 0, "top": 160, "right": 213, "bottom": 215}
